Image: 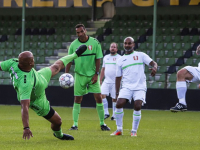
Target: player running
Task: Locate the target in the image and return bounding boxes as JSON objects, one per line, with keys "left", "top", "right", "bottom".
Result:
{"left": 0, "top": 45, "right": 87, "bottom": 140}
{"left": 110, "top": 37, "right": 157, "bottom": 137}
{"left": 100, "top": 42, "right": 121, "bottom": 120}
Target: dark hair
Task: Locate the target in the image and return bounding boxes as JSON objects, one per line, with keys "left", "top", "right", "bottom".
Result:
{"left": 75, "top": 24, "right": 85, "bottom": 30}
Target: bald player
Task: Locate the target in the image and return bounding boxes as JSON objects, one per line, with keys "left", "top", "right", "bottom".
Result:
{"left": 0, "top": 45, "right": 87, "bottom": 140}
{"left": 110, "top": 37, "right": 157, "bottom": 137}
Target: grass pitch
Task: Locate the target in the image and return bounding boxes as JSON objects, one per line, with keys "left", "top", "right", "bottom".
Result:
{"left": 0, "top": 105, "right": 199, "bottom": 150}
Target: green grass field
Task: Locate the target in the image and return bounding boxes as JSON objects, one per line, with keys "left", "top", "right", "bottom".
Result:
{"left": 0, "top": 105, "right": 200, "bottom": 150}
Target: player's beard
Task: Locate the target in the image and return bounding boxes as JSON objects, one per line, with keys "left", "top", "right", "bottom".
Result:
{"left": 124, "top": 47, "right": 134, "bottom": 52}
{"left": 110, "top": 51, "right": 116, "bottom": 55}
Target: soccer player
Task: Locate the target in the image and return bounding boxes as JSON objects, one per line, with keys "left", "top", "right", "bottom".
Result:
{"left": 170, "top": 44, "right": 200, "bottom": 112}
{"left": 65, "top": 24, "right": 110, "bottom": 131}
{"left": 0, "top": 45, "right": 87, "bottom": 140}
{"left": 100, "top": 42, "right": 121, "bottom": 120}
{"left": 110, "top": 37, "right": 157, "bottom": 137}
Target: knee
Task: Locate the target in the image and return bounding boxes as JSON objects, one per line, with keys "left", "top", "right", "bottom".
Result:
{"left": 53, "top": 116, "right": 62, "bottom": 127}
{"left": 51, "top": 64, "right": 60, "bottom": 73}
{"left": 177, "top": 69, "right": 186, "bottom": 80}
{"left": 116, "top": 100, "right": 124, "bottom": 108}
{"left": 134, "top": 101, "right": 142, "bottom": 111}
{"left": 55, "top": 117, "right": 62, "bottom": 127}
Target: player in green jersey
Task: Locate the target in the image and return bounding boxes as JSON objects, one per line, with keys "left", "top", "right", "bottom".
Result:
{"left": 0, "top": 45, "right": 87, "bottom": 140}
{"left": 65, "top": 24, "right": 110, "bottom": 131}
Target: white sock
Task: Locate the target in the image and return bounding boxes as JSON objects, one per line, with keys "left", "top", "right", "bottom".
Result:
{"left": 115, "top": 108, "right": 124, "bottom": 130}
{"left": 132, "top": 110, "right": 141, "bottom": 133}
{"left": 102, "top": 98, "right": 109, "bottom": 115}
{"left": 112, "top": 102, "right": 116, "bottom": 117}
{"left": 176, "top": 81, "right": 187, "bottom": 105}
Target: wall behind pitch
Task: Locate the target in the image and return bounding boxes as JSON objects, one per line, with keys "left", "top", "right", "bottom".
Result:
{"left": 0, "top": 6, "right": 199, "bottom": 20}
{"left": 0, "top": 85, "right": 200, "bottom": 111}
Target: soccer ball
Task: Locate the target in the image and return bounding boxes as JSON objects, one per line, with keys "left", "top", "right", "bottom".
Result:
{"left": 59, "top": 73, "right": 74, "bottom": 89}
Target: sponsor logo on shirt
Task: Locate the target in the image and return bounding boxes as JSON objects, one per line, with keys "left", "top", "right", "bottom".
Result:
{"left": 122, "top": 59, "right": 127, "bottom": 62}
{"left": 113, "top": 58, "right": 116, "bottom": 61}
{"left": 88, "top": 45, "right": 92, "bottom": 50}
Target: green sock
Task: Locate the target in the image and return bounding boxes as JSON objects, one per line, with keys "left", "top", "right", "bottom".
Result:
{"left": 53, "top": 128, "right": 63, "bottom": 138}
{"left": 96, "top": 103, "right": 105, "bottom": 126}
{"left": 59, "top": 53, "right": 78, "bottom": 67}
{"left": 73, "top": 103, "right": 81, "bottom": 127}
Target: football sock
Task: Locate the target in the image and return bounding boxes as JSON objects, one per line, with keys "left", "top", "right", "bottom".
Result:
{"left": 176, "top": 81, "right": 187, "bottom": 105}
{"left": 112, "top": 102, "right": 116, "bottom": 117}
{"left": 102, "top": 98, "right": 109, "bottom": 115}
{"left": 132, "top": 110, "right": 141, "bottom": 133}
{"left": 115, "top": 108, "right": 124, "bottom": 130}
{"left": 73, "top": 103, "right": 81, "bottom": 127}
{"left": 59, "top": 53, "right": 78, "bottom": 67}
{"left": 53, "top": 128, "right": 63, "bottom": 138}
{"left": 96, "top": 103, "right": 105, "bottom": 126}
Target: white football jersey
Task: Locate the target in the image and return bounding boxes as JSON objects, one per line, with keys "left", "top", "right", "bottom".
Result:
{"left": 116, "top": 51, "right": 152, "bottom": 91}
{"left": 102, "top": 54, "right": 121, "bottom": 83}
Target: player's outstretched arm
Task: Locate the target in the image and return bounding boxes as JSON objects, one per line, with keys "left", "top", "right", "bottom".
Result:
{"left": 149, "top": 61, "right": 157, "bottom": 77}
{"left": 21, "top": 100, "right": 33, "bottom": 140}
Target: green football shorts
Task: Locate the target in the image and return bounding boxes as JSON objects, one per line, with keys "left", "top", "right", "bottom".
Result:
{"left": 74, "top": 73, "right": 101, "bottom": 96}
{"left": 29, "top": 67, "right": 52, "bottom": 116}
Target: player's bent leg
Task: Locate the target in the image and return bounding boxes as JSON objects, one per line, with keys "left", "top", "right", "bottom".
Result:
{"left": 45, "top": 107, "right": 74, "bottom": 140}
{"left": 50, "top": 53, "right": 78, "bottom": 77}
{"left": 177, "top": 68, "right": 194, "bottom": 81}
{"left": 170, "top": 68, "right": 192, "bottom": 112}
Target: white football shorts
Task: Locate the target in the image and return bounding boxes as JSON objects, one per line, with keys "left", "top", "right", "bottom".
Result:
{"left": 184, "top": 66, "right": 200, "bottom": 83}
{"left": 118, "top": 87, "right": 146, "bottom": 104}
{"left": 101, "top": 82, "right": 116, "bottom": 99}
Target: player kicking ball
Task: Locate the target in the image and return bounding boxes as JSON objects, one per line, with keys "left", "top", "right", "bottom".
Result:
{"left": 170, "top": 44, "right": 200, "bottom": 112}
{"left": 0, "top": 45, "right": 87, "bottom": 140}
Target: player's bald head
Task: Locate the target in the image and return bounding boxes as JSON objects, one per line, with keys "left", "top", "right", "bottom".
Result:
{"left": 124, "top": 37, "right": 134, "bottom": 43}
{"left": 18, "top": 51, "right": 34, "bottom": 71}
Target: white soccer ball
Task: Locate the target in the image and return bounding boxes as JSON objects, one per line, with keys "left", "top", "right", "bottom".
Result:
{"left": 59, "top": 73, "right": 74, "bottom": 89}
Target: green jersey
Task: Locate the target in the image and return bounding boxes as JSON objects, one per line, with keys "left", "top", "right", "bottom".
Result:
{"left": 68, "top": 36, "right": 103, "bottom": 76}
{"left": 0, "top": 59, "right": 49, "bottom": 102}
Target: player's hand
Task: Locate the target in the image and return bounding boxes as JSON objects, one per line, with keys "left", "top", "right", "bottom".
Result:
{"left": 92, "top": 74, "right": 98, "bottom": 84}
{"left": 23, "top": 128, "right": 33, "bottom": 140}
{"left": 196, "top": 45, "right": 200, "bottom": 55}
{"left": 149, "top": 67, "right": 157, "bottom": 77}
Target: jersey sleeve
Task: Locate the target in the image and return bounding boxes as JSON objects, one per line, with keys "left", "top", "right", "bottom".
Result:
{"left": 68, "top": 43, "right": 74, "bottom": 55}
{"left": 18, "top": 79, "right": 32, "bottom": 100}
{"left": 96, "top": 41, "right": 103, "bottom": 59}
{"left": 141, "top": 52, "right": 153, "bottom": 65}
{"left": 0, "top": 59, "right": 15, "bottom": 71}
{"left": 116, "top": 60, "right": 122, "bottom": 77}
